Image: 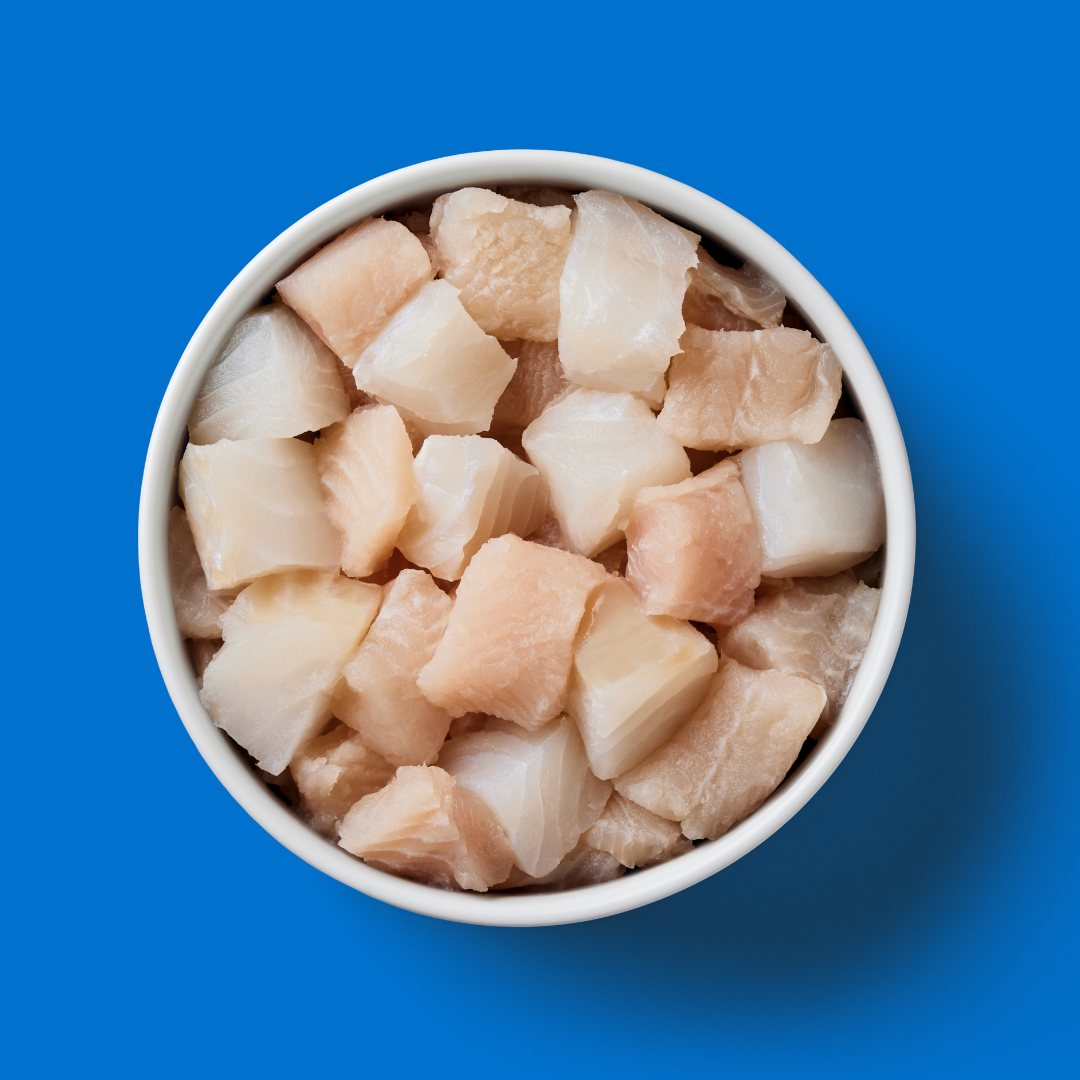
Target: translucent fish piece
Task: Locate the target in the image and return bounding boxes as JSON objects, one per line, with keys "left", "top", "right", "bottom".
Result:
{"left": 179, "top": 438, "right": 341, "bottom": 590}
{"left": 430, "top": 187, "right": 573, "bottom": 342}
{"left": 187, "top": 305, "right": 349, "bottom": 445}
{"left": 169, "top": 506, "right": 237, "bottom": 638}
{"left": 353, "top": 279, "right": 517, "bottom": 436}
{"left": 335, "top": 570, "right": 455, "bottom": 767}
{"left": 291, "top": 722, "right": 395, "bottom": 837}
{"left": 200, "top": 572, "right": 382, "bottom": 774}
{"left": 276, "top": 217, "right": 433, "bottom": 366}
{"left": 739, "top": 418, "right": 886, "bottom": 576}
{"left": 490, "top": 339, "right": 572, "bottom": 433}
{"left": 439, "top": 716, "right": 611, "bottom": 878}
{"left": 682, "top": 248, "right": 786, "bottom": 331}
{"left": 566, "top": 578, "right": 718, "bottom": 780}
{"left": 417, "top": 535, "right": 608, "bottom": 730}
{"left": 659, "top": 326, "right": 841, "bottom": 451}
{"left": 584, "top": 791, "right": 692, "bottom": 868}
{"left": 625, "top": 458, "right": 762, "bottom": 627}
{"left": 494, "top": 838, "right": 624, "bottom": 890}
{"left": 314, "top": 404, "right": 416, "bottom": 579}
{"left": 522, "top": 389, "right": 691, "bottom": 557}
{"left": 558, "top": 190, "right": 699, "bottom": 397}
{"left": 614, "top": 658, "right": 827, "bottom": 840}
{"left": 338, "top": 765, "right": 514, "bottom": 892}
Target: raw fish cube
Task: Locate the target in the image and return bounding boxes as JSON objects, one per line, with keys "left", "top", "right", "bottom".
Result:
{"left": 200, "top": 572, "right": 381, "bottom": 774}
{"left": 276, "top": 218, "right": 433, "bottom": 365}
{"left": 566, "top": 578, "right": 718, "bottom": 779}
{"left": 625, "top": 458, "right": 762, "bottom": 627}
{"left": 179, "top": 438, "right": 341, "bottom": 590}
{"left": 417, "top": 535, "right": 608, "bottom": 729}
{"left": 353, "top": 280, "right": 516, "bottom": 436}
{"left": 718, "top": 572, "right": 880, "bottom": 732}
{"left": 659, "top": 326, "right": 841, "bottom": 450}
{"left": 314, "top": 404, "right": 416, "bottom": 579}
{"left": 614, "top": 658, "right": 827, "bottom": 840}
{"left": 494, "top": 839, "right": 624, "bottom": 890}
{"left": 187, "top": 306, "right": 349, "bottom": 445}
{"left": 335, "top": 570, "right": 454, "bottom": 766}
{"left": 558, "top": 190, "right": 699, "bottom": 397}
{"left": 490, "top": 339, "right": 572, "bottom": 433}
{"left": 291, "top": 722, "right": 395, "bottom": 836}
{"left": 338, "top": 765, "right": 513, "bottom": 892}
{"left": 740, "top": 418, "right": 886, "bottom": 576}
{"left": 438, "top": 716, "right": 611, "bottom": 878}
{"left": 682, "top": 248, "right": 786, "bottom": 331}
{"left": 430, "top": 187, "right": 572, "bottom": 341}
{"left": 496, "top": 185, "right": 578, "bottom": 210}
{"left": 169, "top": 506, "right": 237, "bottom": 638}
{"left": 522, "top": 389, "right": 691, "bottom": 557}
{"left": 584, "top": 791, "right": 692, "bottom": 868}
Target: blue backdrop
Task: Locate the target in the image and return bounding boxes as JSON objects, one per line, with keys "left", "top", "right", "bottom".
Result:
{"left": 3, "top": 2, "right": 1076, "bottom": 1076}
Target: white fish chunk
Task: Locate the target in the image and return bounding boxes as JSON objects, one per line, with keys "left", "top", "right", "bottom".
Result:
{"left": 200, "top": 572, "right": 382, "bottom": 775}
{"left": 179, "top": 437, "right": 341, "bottom": 591}
{"left": 494, "top": 838, "right": 624, "bottom": 890}
{"left": 169, "top": 506, "right": 237, "bottom": 638}
{"left": 584, "top": 791, "right": 692, "bottom": 868}
{"left": 558, "top": 190, "right": 699, "bottom": 398}
{"left": 739, "top": 418, "right": 886, "bottom": 576}
{"left": 187, "top": 306, "right": 349, "bottom": 445}
{"left": 683, "top": 247, "right": 786, "bottom": 331}
{"left": 522, "top": 388, "right": 691, "bottom": 557}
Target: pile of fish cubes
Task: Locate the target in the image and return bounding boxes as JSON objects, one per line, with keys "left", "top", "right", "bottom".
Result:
{"left": 172, "top": 185, "right": 886, "bottom": 892}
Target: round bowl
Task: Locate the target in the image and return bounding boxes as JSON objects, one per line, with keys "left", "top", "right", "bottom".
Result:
{"left": 139, "top": 149, "right": 916, "bottom": 927}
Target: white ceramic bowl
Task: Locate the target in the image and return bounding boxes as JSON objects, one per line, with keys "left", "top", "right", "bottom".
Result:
{"left": 139, "top": 150, "right": 916, "bottom": 927}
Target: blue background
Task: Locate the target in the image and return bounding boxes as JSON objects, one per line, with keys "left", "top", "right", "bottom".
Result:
{"left": 3, "top": 2, "right": 1077, "bottom": 1076}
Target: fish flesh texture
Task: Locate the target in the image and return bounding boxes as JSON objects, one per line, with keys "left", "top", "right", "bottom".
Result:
{"left": 335, "top": 570, "right": 454, "bottom": 766}
{"left": 277, "top": 218, "right": 433, "bottom": 366}
{"left": 566, "top": 577, "right": 717, "bottom": 779}
{"left": 417, "top": 535, "right": 608, "bottom": 730}
{"left": 583, "top": 791, "right": 692, "bottom": 868}
{"left": 352, "top": 280, "right": 517, "bottom": 437}
{"left": 718, "top": 571, "right": 880, "bottom": 736}
{"left": 489, "top": 339, "right": 572, "bottom": 433}
{"left": 396, "top": 435, "right": 547, "bottom": 580}
{"left": 179, "top": 438, "right": 341, "bottom": 591}
{"left": 438, "top": 715, "right": 611, "bottom": 878}
{"left": 625, "top": 458, "right": 762, "bottom": 627}
{"left": 739, "top": 418, "right": 886, "bottom": 576}
{"left": 338, "top": 765, "right": 514, "bottom": 892}
{"left": 187, "top": 305, "right": 349, "bottom": 445}
{"left": 291, "top": 722, "right": 395, "bottom": 837}
{"left": 522, "top": 388, "right": 691, "bottom": 557}
{"left": 314, "top": 404, "right": 416, "bottom": 579}
{"left": 169, "top": 506, "right": 238, "bottom": 638}
{"left": 558, "top": 190, "right": 699, "bottom": 397}
{"left": 659, "top": 326, "right": 841, "bottom": 451}
{"left": 614, "top": 657, "right": 827, "bottom": 840}
{"left": 200, "top": 571, "right": 382, "bottom": 775}
{"left": 494, "top": 838, "right": 624, "bottom": 890}
{"left": 430, "top": 187, "right": 572, "bottom": 342}
{"left": 682, "top": 248, "right": 786, "bottom": 331}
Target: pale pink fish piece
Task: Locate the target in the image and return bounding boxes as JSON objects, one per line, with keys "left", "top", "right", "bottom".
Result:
{"left": 179, "top": 437, "right": 341, "bottom": 591}
{"left": 496, "top": 185, "right": 578, "bottom": 210}
{"left": 625, "top": 457, "right": 762, "bottom": 627}
{"left": 430, "top": 188, "right": 572, "bottom": 342}
{"left": 494, "top": 838, "right": 624, "bottom": 890}
{"left": 718, "top": 571, "right": 880, "bottom": 736}
{"left": 314, "top": 404, "right": 416, "bottom": 579}
{"left": 614, "top": 657, "right": 826, "bottom": 841}
{"left": 186, "top": 638, "right": 222, "bottom": 689}
{"left": 558, "top": 190, "right": 699, "bottom": 398}
{"left": 683, "top": 247, "right": 786, "bottom": 331}
{"left": 490, "top": 339, "right": 573, "bottom": 433}
{"left": 439, "top": 716, "right": 611, "bottom": 878}
{"left": 584, "top": 791, "right": 692, "bottom": 868}
{"left": 200, "top": 572, "right": 381, "bottom": 775}
{"left": 187, "top": 306, "right": 349, "bottom": 445}
{"left": 169, "top": 506, "right": 238, "bottom": 638}
{"left": 291, "top": 722, "right": 395, "bottom": 837}
{"left": 338, "top": 765, "right": 514, "bottom": 892}
{"left": 335, "top": 570, "right": 454, "bottom": 767}
{"left": 659, "top": 326, "right": 841, "bottom": 452}
{"left": 417, "top": 535, "right": 608, "bottom": 730}
{"left": 276, "top": 218, "right": 433, "bottom": 366}
{"left": 740, "top": 418, "right": 886, "bottom": 577}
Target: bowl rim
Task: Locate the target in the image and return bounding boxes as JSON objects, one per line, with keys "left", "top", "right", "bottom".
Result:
{"left": 138, "top": 149, "right": 916, "bottom": 927}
